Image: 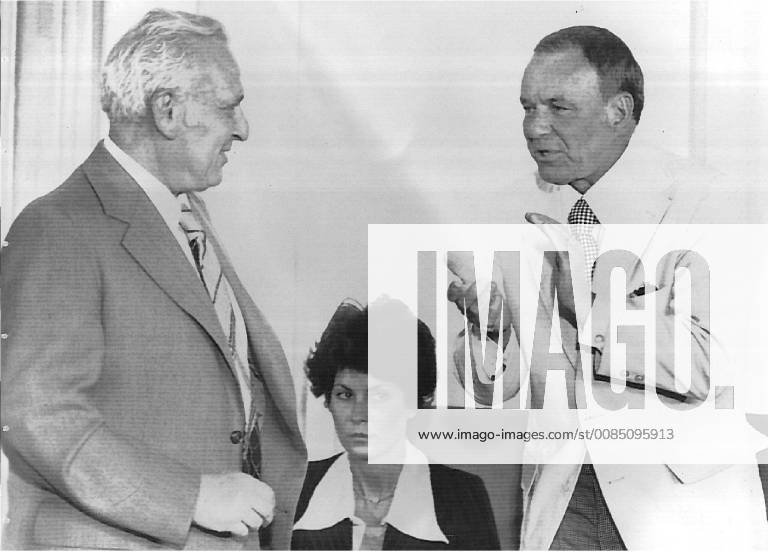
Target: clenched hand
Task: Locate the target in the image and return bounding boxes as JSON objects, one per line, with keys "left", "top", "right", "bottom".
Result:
{"left": 193, "top": 472, "right": 275, "bottom": 537}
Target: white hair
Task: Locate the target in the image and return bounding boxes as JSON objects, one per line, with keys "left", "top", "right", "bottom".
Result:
{"left": 101, "top": 9, "right": 228, "bottom": 122}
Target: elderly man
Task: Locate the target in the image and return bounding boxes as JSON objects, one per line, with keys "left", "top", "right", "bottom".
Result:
{"left": 1, "top": 9, "right": 306, "bottom": 550}
{"left": 451, "top": 25, "right": 767, "bottom": 550}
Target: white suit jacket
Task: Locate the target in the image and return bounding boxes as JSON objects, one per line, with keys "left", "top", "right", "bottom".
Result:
{"left": 455, "top": 141, "right": 768, "bottom": 550}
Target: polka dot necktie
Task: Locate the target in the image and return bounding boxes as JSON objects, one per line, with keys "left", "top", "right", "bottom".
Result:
{"left": 567, "top": 197, "right": 600, "bottom": 285}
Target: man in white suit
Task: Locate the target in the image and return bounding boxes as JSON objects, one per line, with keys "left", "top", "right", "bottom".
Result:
{"left": 450, "top": 25, "right": 767, "bottom": 550}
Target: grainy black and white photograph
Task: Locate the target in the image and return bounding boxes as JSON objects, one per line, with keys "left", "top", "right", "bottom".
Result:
{"left": 1, "top": 0, "right": 767, "bottom": 550}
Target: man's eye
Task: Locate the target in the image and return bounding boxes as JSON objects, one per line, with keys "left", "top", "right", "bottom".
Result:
{"left": 522, "top": 105, "right": 534, "bottom": 113}
{"left": 335, "top": 391, "right": 353, "bottom": 400}
{"left": 552, "top": 104, "right": 570, "bottom": 112}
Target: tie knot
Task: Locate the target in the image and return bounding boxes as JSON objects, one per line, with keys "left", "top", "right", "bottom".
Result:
{"left": 178, "top": 194, "right": 206, "bottom": 266}
{"left": 568, "top": 197, "right": 599, "bottom": 227}
{"left": 178, "top": 193, "right": 203, "bottom": 234}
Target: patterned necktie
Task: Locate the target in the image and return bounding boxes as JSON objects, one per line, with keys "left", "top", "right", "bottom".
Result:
{"left": 567, "top": 197, "right": 600, "bottom": 285}
{"left": 178, "top": 194, "right": 252, "bottom": 417}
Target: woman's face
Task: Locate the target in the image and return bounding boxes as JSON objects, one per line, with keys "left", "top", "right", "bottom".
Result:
{"left": 327, "top": 368, "right": 410, "bottom": 460}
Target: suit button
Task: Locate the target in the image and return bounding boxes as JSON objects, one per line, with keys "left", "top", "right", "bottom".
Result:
{"left": 594, "top": 334, "right": 605, "bottom": 345}
{"left": 230, "top": 430, "right": 244, "bottom": 444}
{"left": 633, "top": 374, "right": 645, "bottom": 383}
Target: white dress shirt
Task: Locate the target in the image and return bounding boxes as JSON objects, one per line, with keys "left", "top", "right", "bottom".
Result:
{"left": 519, "top": 139, "right": 768, "bottom": 551}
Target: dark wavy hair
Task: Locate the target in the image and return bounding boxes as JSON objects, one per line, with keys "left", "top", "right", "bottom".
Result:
{"left": 304, "top": 299, "right": 437, "bottom": 409}
{"left": 535, "top": 25, "right": 644, "bottom": 123}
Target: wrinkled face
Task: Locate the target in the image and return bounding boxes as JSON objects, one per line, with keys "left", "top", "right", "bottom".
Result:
{"left": 174, "top": 45, "right": 249, "bottom": 193}
{"left": 326, "top": 369, "right": 409, "bottom": 461}
{"left": 520, "top": 49, "right": 616, "bottom": 186}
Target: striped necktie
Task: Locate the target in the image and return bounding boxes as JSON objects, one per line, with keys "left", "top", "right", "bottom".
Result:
{"left": 568, "top": 197, "right": 600, "bottom": 285}
{"left": 178, "top": 194, "right": 252, "bottom": 418}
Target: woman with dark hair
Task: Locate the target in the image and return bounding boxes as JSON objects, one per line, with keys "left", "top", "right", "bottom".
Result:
{"left": 292, "top": 300, "right": 500, "bottom": 550}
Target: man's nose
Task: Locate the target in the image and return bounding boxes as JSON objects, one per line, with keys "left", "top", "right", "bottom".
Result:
{"left": 524, "top": 108, "right": 552, "bottom": 138}
{"left": 233, "top": 106, "right": 249, "bottom": 142}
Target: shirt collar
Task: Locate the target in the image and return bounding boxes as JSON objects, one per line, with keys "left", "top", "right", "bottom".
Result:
{"left": 534, "top": 137, "right": 674, "bottom": 224}
{"left": 294, "top": 449, "right": 449, "bottom": 544}
{"left": 103, "top": 136, "right": 183, "bottom": 232}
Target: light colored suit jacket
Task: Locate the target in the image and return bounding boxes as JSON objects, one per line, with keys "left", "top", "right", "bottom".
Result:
{"left": 523, "top": 147, "right": 768, "bottom": 550}
{"left": 1, "top": 143, "right": 307, "bottom": 550}
{"left": 455, "top": 143, "right": 768, "bottom": 549}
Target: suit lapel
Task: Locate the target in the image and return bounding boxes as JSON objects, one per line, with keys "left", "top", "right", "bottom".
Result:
{"left": 631, "top": 188, "right": 675, "bottom": 279}
{"left": 536, "top": 170, "right": 675, "bottom": 373}
{"left": 82, "top": 143, "right": 235, "bottom": 375}
{"left": 188, "top": 193, "right": 304, "bottom": 444}
{"left": 554, "top": 253, "right": 582, "bottom": 373}
{"left": 227, "top": 264, "right": 304, "bottom": 443}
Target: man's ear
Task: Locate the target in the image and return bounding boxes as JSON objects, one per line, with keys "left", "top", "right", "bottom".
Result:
{"left": 150, "top": 90, "right": 182, "bottom": 139}
{"left": 606, "top": 91, "right": 635, "bottom": 128}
